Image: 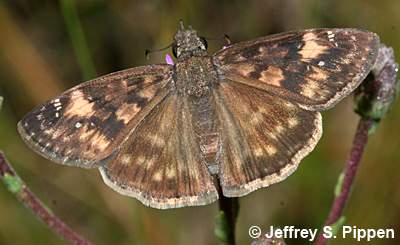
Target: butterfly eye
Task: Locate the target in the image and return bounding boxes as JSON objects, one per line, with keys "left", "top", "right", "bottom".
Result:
{"left": 199, "top": 37, "right": 208, "bottom": 50}
{"left": 172, "top": 43, "right": 178, "bottom": 58}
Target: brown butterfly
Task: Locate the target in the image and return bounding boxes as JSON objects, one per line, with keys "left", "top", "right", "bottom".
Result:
{"left": 18, "top": 21, "right": 379, "bottom": 209}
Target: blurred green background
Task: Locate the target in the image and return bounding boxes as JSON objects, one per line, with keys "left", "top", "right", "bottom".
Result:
{"left": 0, "top": 1, "right": 399, "bottom": 244}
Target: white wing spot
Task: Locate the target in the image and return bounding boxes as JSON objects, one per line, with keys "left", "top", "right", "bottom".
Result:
{"left": 327, "top": 32, "right": 335, "bottom": 42}
{"left": 55, "top": 112, "right": 60, "bottom": 118}
{"left": 318, "top": 61, "right": 325, "bottom": 67}
{"left": 75, "top": 122, "right": 82, "bottom": 128}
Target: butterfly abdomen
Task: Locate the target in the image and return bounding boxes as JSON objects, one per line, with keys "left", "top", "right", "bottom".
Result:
{"left": 190, "top": 95, "right": 221, "bottom": 175}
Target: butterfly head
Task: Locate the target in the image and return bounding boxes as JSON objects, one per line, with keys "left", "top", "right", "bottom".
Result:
{"left": 172, "top": 21, "right": 208, "bottom": 59}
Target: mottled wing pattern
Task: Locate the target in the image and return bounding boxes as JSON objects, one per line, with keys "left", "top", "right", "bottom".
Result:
{"left": 214, "top": 81, "right": 322, "bottom": 197}
{"left": 99, "top": 94, "right": 218, "bottom": 209}
{"left": 18, "top": 65, "right": 173, "bottom": 168}
{"left": 215, "top": 28, "right": 379, "bottom": 110}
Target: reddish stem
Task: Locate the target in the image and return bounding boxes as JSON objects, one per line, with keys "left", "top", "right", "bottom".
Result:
{"left": 315, "top": 118, "right": 374, "bottom": 245}
{"left": 0, "top": 152, "right": 91, "bottom": 245}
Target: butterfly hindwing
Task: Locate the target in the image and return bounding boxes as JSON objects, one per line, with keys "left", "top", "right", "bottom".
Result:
{"left": 214, "top": 28, "right": 379, "bottom": 111}
{"left": 18, "top": 65, "right": 173, "bottom": 168}
{"left": 214, "top": 81, "right": 322, "bottom": 197}
{"left": 99, "top": 94, "right": 218, "bottom": 209}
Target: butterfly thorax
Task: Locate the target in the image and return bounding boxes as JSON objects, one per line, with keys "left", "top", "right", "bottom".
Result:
{"left": 175, "top": 55, "right": 217, "bottom": 97}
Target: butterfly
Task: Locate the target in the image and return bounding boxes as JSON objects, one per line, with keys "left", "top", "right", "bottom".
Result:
{"left": 18, "top": 21, "right": 379, "bottom": 209}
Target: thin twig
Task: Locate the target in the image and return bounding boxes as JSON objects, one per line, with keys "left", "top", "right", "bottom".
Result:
{"left": 314, "top": 118, "right": 373, "bottom": 245}
{"left": 0, "top": 152, "right": 92, "bottom": 245}
{"left": 215, "top": 183, "right": 239, "bottom": 245}
{"left": 324, "top": 118, "right": 373, "bottom": 225}
{"left": 219, "top": 196, "right": 239, "bottom": 245}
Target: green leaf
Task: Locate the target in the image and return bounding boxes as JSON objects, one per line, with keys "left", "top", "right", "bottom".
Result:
{"left": 214, "top": 211, "right": 229, "bottom": 243}
{"left": 3, "top": 173, "right": 23, "bottom": 194}
{"left": 330, "top": 216, "right": 346, "bottom": 237}
{"left": 334, "top": 172, "right": 345, "bottom": 197}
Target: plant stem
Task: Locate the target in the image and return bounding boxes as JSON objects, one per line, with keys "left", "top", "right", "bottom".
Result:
{"left": 59, "top": 0, "right": 96, "bottom": 80}
{"left": 215, "top": 183, "right": 239, "bottom": 245}
{"left": 0, "top": 152, "right": 92, "bottom": 245}
{"left": 314, "top": 118, "right": 373, "bottom": 245}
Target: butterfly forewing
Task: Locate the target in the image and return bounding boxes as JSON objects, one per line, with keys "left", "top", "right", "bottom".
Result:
{"left": 214, "top": 81, "right": 322, "bottom": 197}
{"left": 214, "top": 28, "right": 379, "bottom": 110}
{"left": 18, "top": 65, "right": 173, "bottom": 168}
{"left": 99, "top": 94, "right": 218, "bottom": 209}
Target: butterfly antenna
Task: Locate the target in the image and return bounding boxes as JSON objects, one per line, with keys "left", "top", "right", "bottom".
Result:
{"left": 145, "top": 43, "right": 172, "bottom": 59}
{"left": 179, "top": 19, "right": 185, "bottom": 30}
{"left": 224, "top": 34, "right": 231, "bottom": 45}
